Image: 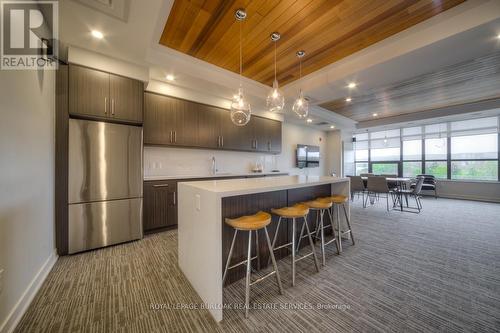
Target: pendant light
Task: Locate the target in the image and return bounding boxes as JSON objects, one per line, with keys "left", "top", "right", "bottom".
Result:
{"left": 230, "top": 9, "right": 251, "bottom": 126}
{"left": 266, "top": 32, "right": 284, "bottom": 112}
{"left": 292, "top": 50, "right": 309, "bottom": 118}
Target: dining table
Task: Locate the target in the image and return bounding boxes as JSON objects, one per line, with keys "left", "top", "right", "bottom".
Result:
{"left": 361, "top": 176, "right": 412, "bottom": 211}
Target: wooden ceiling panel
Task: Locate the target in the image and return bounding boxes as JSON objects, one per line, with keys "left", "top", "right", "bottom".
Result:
{"left": 160, "top": 0, "right": 466, "bottom": 86}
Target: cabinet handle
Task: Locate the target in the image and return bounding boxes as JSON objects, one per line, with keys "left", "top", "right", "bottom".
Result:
{"left": 173, "top": 191, "right": 176, "bottom": 205}
{"left": 174, "top": 131, "right": 177, "bottom": 143}
{"left": 217, "top": 136, "right": 220, "bottom": 147}
{"left": 111, "top": 99, "right": 115, "bottom": 115}
{"left": 254, "top": 139, "right": 258, "bottom": 149}
{"left": 221, "top": 135, "right": 224, "bottom": 147}
{"left": 153, "top": 184, "right": 169, "bottom": 188}
{"left": 170, "top": 131, "right": 173, "bottom": 143}
{"left": 104, "top": 97, "right": 107, "bottom": 114}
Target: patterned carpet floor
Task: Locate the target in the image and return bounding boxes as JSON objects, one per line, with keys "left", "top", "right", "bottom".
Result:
{"left": 15, "top": 197, "right": 500, "bottom": 332}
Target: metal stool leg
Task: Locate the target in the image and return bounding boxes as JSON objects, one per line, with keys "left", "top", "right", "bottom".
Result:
{"left": 267, "top": 217, "right": 282, "bottom": 266}
{"left": 291, "top": 218, "right": 296, "bottom": 287}
{"left": 244, "top": 230, "right": 252, "bottom": 318}
{"left": 296, "top": 218, "right": 306, "bottom": 253}
{"left": 342, "top": 203, "right": 355, "bottom": 245}
{"left": 264, "top": 226, "right": 284, "bottom": 295}
{"left": 336, "top": 203, "right": 343, "bottom": 253}
{"left": 319, "top": 209, "right": 326, "bottom": 266}
{"left": 255, "top": 230, "right": 260, "bottom": 270}
{"left": 303, "top": 216, "right": 320, "bottom": 272}
{"left": 223, "top": 229, "right": 238, "bottom": 285}
{"left": 326, "top": 207, "right": 340, "bottom": 254}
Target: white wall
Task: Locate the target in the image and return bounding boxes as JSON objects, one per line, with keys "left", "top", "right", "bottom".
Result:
{"left": 145, "top": 122, "right": 328, "bottom": 177}
{"left": 0, "top": 69, "right": 57, "bottom": 332}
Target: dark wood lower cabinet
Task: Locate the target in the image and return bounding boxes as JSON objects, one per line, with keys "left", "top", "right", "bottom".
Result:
{"left": 143, "top": 173, "right": 287, "bottom": 233}
{"left": 143, "top": 181, "right": 177, "bottom": 232}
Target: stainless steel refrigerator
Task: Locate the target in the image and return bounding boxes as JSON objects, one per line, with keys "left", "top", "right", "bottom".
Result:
{"left": 68, "top": 119, "right": 143, "bottom": 254}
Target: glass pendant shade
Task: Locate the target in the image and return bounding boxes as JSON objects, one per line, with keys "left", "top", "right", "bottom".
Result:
{"left": 266, "top": 79, "right": 285, "bottom": 112}
{"left": 293, "top": 90, "right": 309, "bottom": 118}
{"left": 230, "top": 87, "right": 251, "bottom": 126}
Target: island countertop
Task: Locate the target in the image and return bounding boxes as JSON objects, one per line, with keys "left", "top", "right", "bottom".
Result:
{"left": 179, "top": 175, "right": 350, "bottom": 197}
{"left": 177, "top": 175, "right": 351, "bottom": 322}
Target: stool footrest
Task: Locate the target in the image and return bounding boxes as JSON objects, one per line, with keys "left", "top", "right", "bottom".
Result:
{"left": 249, "top": 270, "right": 277, "bottom": 286}
{"left": 227, "top": 255, "right": 259, "bottom": 270}
{"left": 273, "top": 242, "right": 293, "bottom": 251}
{"left": 295, "top": 252, "right": 314, "bottom": 262}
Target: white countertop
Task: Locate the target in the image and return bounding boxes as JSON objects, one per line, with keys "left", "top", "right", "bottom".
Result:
{"left": 144, "top": 172, "right": 288, "bottom": 181}
{"left": 179, "top": 175, "right": 349, "bottom": 197}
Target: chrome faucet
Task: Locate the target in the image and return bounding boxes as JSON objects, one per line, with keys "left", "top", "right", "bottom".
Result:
{"left": 211, "top": 156, "right": 217, "bottom": 175}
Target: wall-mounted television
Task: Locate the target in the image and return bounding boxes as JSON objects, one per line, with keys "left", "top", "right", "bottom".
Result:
{"left": 296, "top": 144, "right": 320, "bottom": 168}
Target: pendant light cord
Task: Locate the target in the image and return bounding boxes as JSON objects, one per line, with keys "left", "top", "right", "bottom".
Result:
{"left": 239, "top": 21, "right": 242, "bottom": 81}
{"left": 274, "top": 41, "right": 277, "bottom": 81}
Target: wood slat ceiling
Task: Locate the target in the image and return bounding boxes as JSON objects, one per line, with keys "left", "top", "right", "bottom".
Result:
{"left": 319, "top": 50, "right": 500, "bottom": 122}
{"left": 160, "top": 0, "right": 465, "bottom": 86}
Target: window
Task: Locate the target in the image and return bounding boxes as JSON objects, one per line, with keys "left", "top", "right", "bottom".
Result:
{"left": 370, "top": 148, "right": 400, "bottom": 161}
{"left": 425, "top": 138, "right": 447, "bottom": 160}
{"left": 355, "top": 163, "right": 368, "bottom": 176}
{"left": 451, "top": 161, "right": 498, "bottom": 181}
{"left": 403, "top": 162, "right": 422, "bottom": 177}
{"left": 449, "top": 118, "right": 498, "bottom": 181}
{"left": 425, "top": 161, "right": 447, "bottom": 179}
{"left": 351, "top": 116, "right": 499, "bottom": 181}
{"left": 372, "top": 163, "right": 398, "bottom": 175}
{"left": 403, "top": 140, "right": 421, "bottom": 160}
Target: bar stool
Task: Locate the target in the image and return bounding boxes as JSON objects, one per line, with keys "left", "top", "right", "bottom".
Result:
{"left": 319, "top": 195, "right": 355, "bottom": 253}
{"left": 222, "top": 211, "right": 283, "bottom": 318}
{"left": 270, "top": 203, "right": 320, "bottom": 286}
{"left": 299, "top": 199, "right": 338, "bottom": 266}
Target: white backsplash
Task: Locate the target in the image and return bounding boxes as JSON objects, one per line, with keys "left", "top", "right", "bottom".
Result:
{"left": 144, "top": 122, "right": 328, "bottom": 178}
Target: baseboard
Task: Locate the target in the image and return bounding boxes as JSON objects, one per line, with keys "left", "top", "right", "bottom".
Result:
{"left": 435, "top": 193, "right": 500, "bottom": 203}
{"left": 0, "top": 251, "right": 58, "bottom": 333}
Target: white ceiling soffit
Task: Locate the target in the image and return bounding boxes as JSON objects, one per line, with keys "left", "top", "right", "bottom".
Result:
{"left": 282, "top": 0, "right": 500, "bottom": 105}
{"left": 73, "top": 0, "right": 130, "bottom": 22}
{"left": 354, "top": 107, "right": 500, "bottom": 134}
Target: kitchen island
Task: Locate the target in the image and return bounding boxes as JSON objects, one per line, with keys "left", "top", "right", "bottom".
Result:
{"left": 177, "top": 175, "right": 350, "bottom": 321}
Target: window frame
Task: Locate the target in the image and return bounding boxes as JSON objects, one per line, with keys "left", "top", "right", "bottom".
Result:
{"left": 352, "top": 116, "right": 500, "bottom": 182}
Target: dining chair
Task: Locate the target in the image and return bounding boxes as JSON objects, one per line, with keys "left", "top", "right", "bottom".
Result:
{"left": 412, "top": 174, "right": 438, "bottom": 198}
{"left": 365, "top": 176, "right": 394, "bottom": 211}
{"left": 396, "top": 176, "right": 425, "bottom": 212}
{"left": 348, "top": 176, "right": 366, "bottom": 206}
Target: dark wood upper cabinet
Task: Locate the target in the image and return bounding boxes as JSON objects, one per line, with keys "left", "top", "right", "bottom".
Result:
{"left": 109, "top": 74, "right": 143, "bottom": 123}
{"left": 69, "top": 65, "right": 143, "bottom": 123}
{"left": 198, "top": 105, "right": 222, "bottom": 149}
{"left": 269, "top": 119, "right": 282, "bottom": 153}
{"left": 69, "top": 65, "right": 109, "bottom": 118}
{"left": 143, "top": 92, "right": 282, "bottom": 153}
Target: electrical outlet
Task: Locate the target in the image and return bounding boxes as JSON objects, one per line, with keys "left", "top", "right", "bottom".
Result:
{"left": 0, "top": 268, "right": 4, "bottom": 295}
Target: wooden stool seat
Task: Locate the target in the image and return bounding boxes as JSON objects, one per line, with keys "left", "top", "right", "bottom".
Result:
{"left": 271, "top": 203, "right": 309, "bottom": 218}
{"left": 225, "top": 211, "right": 271, "bottom": 231}
{"left": 319, "top": 195, "right": 349, "bottom": 204}
{"left": 302, "top": 199, "right": 333, "bottom": 210}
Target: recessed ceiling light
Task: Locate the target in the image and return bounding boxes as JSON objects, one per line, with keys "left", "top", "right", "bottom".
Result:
{"left": 347, "top": 82, "right": 356, "bottom": 89}
{"left": 91, "top": 30, "right": 103, "bottom": 39}
{"left": 345, "top": 97, "right": 352, "bottom": 102}
{"left": 166, "top": 74, "right": 175, "bottom": 81}
{"left": 330, "top": 125, "right": 335, "bottom": 129}
{"left": 307, "top": 118, "right": 313, "bottom": 123}
{"left": 372, "top": 113, "right": 378, "bottom": 117}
